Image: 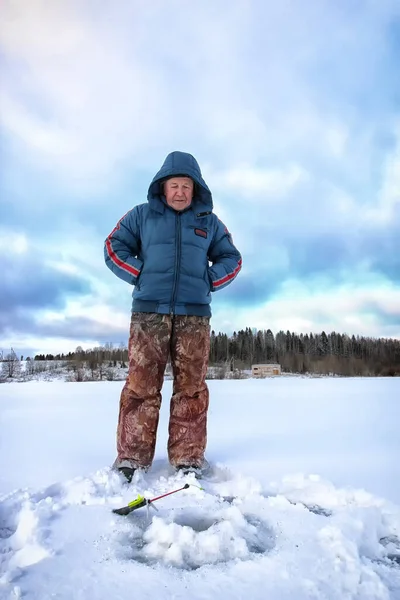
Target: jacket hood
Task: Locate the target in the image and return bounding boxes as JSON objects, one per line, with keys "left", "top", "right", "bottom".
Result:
{"left": 148, "top": 151, "right": 213, "bottom": 212}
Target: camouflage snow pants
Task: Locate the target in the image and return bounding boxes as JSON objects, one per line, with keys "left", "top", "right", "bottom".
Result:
{"left": 116, "top": 312, "right": 210, "bottom": 470}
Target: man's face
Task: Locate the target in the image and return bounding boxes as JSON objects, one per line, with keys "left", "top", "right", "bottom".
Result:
{"left": 164, "top": 177, "right": 194, "bottom": 211}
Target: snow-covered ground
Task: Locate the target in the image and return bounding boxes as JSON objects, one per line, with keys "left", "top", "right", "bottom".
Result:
{"left": 1, "top": 377, "right": 399, "bottom": 599}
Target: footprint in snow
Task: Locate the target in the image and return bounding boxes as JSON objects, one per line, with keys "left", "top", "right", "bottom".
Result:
{"left": 379, "top": 535, "right": 400, "bottom": 566}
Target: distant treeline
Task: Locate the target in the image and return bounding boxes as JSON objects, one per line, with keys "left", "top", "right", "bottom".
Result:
{"left": 31, "top": 328, "right": 400, "bottom": 377}
{"left": 209, "top": 328, "right": 400, "bottom": 376}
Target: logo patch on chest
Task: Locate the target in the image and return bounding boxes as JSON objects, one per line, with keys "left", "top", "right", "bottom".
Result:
{"left": 194, "top": 228, "right": 208, "bottom": 239}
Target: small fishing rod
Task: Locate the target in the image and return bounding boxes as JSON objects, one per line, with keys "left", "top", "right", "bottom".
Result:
{"left": 112, "top": 483, "right": 199, "bottom": 516}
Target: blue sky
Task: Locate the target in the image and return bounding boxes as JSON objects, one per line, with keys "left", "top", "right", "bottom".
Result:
{"left": 1, "top": 0, "right": 400, "bottom": 357}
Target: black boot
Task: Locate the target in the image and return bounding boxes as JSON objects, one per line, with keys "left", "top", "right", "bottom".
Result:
{"left": 118, "top": 466, "right": 135, "bottom": 483}
{"left": 175, "top": 459, "right": 210, "bottom": 478}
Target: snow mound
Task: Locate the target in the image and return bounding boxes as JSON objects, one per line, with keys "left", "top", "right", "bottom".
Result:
{"left": 1, "top": 466, "right": 400, "bottom": 599}
{"left": 116, "top": 503, "right": 275, "bottom": 569}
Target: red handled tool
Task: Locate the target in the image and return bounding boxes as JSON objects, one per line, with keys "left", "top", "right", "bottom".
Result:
{"left": 112, "top": 483, "right": 193, "bottom": 516}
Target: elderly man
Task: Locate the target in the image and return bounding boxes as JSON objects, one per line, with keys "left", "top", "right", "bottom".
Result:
{"left": 104, "top": 151, "right": 242, "bottom": 482}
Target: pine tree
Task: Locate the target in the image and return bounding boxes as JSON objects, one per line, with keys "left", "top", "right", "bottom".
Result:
{"left": 265, "top": 329, "right": 275, "bottom": 362}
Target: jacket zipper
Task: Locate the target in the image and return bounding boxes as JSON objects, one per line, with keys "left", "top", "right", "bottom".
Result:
{"left": 170, "top": 212, "right": 182, "bottom": 315}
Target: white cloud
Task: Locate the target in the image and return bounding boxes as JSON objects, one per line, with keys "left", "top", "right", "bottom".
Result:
{"left": 325, "top": 125, "right": 349, "bottom": 159}
{"left": 42, "top": 300, "right": 128, "bottom": 332}
{"left": 211, "top": 277, "right": 400, "bottom": 339}
{"left": 0, "top": 0, "right": 171, "bottom": 191}
{"left": 365, "top": 125, "right": 400, "bottom": 224}
{"left": 0, "top": 94, "right": 76, "bottom": 157}
{"left": 208, "top": 164, "right": 308, "bottom": 198}
{"left": 1, "top": 0, "right": 398, "bottom": 195}
{"left": 0, "top": 332, "right": 102, "bottom": 357}
{"left": 0, "top": 229, "right": 29, "bottom": 255}
{"left": 0, "top": 0, "right": 266, "bottom": 193}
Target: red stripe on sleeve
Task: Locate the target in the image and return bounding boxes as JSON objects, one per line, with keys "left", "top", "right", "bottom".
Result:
{"left": 213, "top": 259, "right": 242, "bottom": 288}
{"left": 105, "top": 238, "right": 140, "bottom": 278}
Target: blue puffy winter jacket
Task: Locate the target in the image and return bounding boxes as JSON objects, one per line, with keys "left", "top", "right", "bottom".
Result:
{"left": 104, "top": 151, "right": 242, "bottom": 317}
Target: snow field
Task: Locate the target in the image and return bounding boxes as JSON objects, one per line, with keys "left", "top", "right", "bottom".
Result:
{"left": 1, "top": 465, "right": 400, "bottom": 599}
{"left": 1, "top": 377, "right": 400, "bottom": 599}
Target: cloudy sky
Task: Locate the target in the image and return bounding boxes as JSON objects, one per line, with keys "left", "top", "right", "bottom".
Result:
{"left": 1, "top": 0, "right": 400, "bottom": 357}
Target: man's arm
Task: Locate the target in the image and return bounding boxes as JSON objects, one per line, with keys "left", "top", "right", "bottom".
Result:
{"left": 207, "top": 218, "right": 242, "bottom": 291}
{"left": 104, "top": 208, "right": 143, "bottom": 285}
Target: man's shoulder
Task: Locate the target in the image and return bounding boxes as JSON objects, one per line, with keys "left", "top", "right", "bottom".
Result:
{"left": 131, "top": 203, "right": 150, "bottom": 219}
{"left": 206, "top": 212, "right": 225, "bottom": 231}
{"left": 134, "top": 202, "right": 148, "bottom": 212}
